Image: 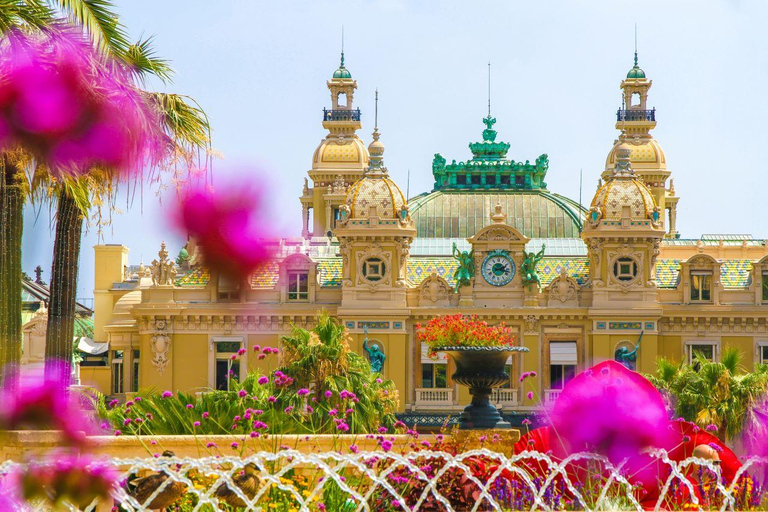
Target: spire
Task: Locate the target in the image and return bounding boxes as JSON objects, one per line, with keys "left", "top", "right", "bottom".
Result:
{"left": 341, "top": 26, "right": 345, "bottom": 68}
{"left": 487, "top": 61, "right": 492, "bottom": 117}
{"left": 634, "top": 23, "right": 638, "bottom": 67}
{"left": 367, "top": 89, "right": 386, "bottom": 175}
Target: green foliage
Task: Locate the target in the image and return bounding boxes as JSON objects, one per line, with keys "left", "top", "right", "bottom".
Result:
{"left": 646, "top": 348, "right": 768, "bottom": 440}
{"left": 100, "top": 315, "right": 399, "bottom": 436}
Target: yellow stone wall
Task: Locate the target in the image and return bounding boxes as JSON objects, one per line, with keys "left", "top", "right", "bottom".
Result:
{"left": 80, "top": 366, "right": 111, "bottom": 395}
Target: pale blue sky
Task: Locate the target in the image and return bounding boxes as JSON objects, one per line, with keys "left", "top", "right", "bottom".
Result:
{"left": 21, "top": 0, "right": 768, "bottom": 299}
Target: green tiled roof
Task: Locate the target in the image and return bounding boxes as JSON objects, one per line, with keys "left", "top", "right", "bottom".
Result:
{"left": 655, "top": 259, "right": 754, "bottom": 289}
{"left": 721, "top": 260, "right": 753, "bottom": 288}
{"left": 317, "top": 258, "right": 342, "bottom": 287}
{"left": 408, "top": 190, "right": 584, "bottom": 239}
{"left": 656, "top": 259, "right": 680, "bottom": 288}
{"left": 175, "top": 267, "right": 210, "bottom": 287}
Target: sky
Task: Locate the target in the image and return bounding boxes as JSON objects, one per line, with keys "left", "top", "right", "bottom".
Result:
{"left": 20, "top": 0, "right": 768, "bottom": 300}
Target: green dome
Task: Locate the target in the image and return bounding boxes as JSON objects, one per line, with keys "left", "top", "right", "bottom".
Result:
{"left": 408, "top": 190, "right": 585, "bottom": 239}
{"left": 333, "top": 66, "right": 351, "bottom": 79}
{"left": 626, "top": 65, "right": 646, "bottom": 79}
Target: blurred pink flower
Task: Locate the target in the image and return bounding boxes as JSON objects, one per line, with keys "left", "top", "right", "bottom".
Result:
{"left": 550, "top": 360, "right": 672, "bottom": 469}
{"left": 174, "top": 178, "right": 275, "bottom": 281}
{"left": 0, "top": 361, "right": 95, "bottom": 444}
{"left": 0, "top": 30, "right": 163, "bottom": 178}
{"left": 9, "top": 452, "right": 118, "bottom": 509}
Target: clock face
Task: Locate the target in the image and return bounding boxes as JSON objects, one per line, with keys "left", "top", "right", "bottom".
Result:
{"left": 481, "top": 251, "right": 515, "bottom": 286}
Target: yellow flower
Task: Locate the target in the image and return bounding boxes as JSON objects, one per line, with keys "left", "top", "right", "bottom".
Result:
{"left": 269, "top": 504, "right": 278, "bottom": 509}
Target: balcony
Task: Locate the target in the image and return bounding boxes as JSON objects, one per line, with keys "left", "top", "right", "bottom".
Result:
{"left": 415, "top": 388, "right": 454, "bottom": 409}
{"left": 616, "top": 108, "right": 656, "bottom": 122}
{"left": 491, "top": 388, "right": 519, "bottom": 409}
{"left": 544, "top": 389, "right": 561, "bottom": 405}
{"left": 323, "top": 108, "right": 361, "bottom": 122}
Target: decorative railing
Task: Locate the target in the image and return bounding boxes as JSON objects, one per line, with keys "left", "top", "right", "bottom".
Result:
{"left": 491, "top": 387, "right": 519, "bottom": 408}
{"left": 323, "top": 108, "right": 361, "bottom": 122}
{"left": 3, "top": 449, "right": 765, "bottom": 511}
{"left": 415, "top": 388, "right": 454, "bottom": 408}
{"left": 544, "top": 389, "right": 561, "bottom": 404}
{"left": 616, "top": 108, "right": 656, "bottom": 122}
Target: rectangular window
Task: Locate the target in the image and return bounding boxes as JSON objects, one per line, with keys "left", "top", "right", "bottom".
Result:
{"left": 515, "top": 175, "right": 525, "bottom": 187}
{"left": 549, "top": 341, "right": 577, "bottom": 390}
{"left": 691, "top": 271, "right": 712, "bottom": 302}
{"left": 287, "top": 272, "right": 309, "bottom": 301}
{"left": 760, "top": 345, "right": 768, "bottom": 365}
{"left": 214, "top": 340, "right": 242, "bottom": 391}
{"left": 112, "top": 350, "right": 124, "bottom": 394}
{"left": 687, "top": 342, "right": 717, "bottom": 367}
{"left": 332, "top": 207, "right": 341, "bottom": 229}
{"left": 470, "top": 175, "right": 482, "bottom": 185}
{"left": 762, "top": 273, "right": 768, "bottom": 301}
{"left": 131, "top": 350, "right": 140, "bottom": 392}
{"left": 421, "top": 363, "right": 447, "bottom": 388}
{"left": 217, "top": 273, "right": 240, "bottom": 302}
{"left": 456, "top": 175, "right": 467, "bottom": 185}
{"left": 500, "top": 175, "right": 511, "bottom": 186}
{"left": 485, "top": 175, "right": 496, "bottom": 186}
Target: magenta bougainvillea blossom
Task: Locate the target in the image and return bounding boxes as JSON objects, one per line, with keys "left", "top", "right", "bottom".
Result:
{"left": 175, "top": 178, "right": 275, "bottom": 280}
{"left": 0, "top": 361, "right": 97, "bottom": 444}
{"left": 550, "top": 360, "right": 672, "bottom": 463}
{"left": 0, "top": 30, "right": 163, "bottom": 177}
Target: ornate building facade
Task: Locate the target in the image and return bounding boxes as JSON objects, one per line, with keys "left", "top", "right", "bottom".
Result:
{"left": 91, "top": 53, "right": 768, "bottom": 419}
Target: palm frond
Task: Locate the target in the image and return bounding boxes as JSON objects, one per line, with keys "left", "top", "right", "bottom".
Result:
{"left": 123, "top": 35, "right": 174, "bottom": 83}
{"left": 721, "top": 346, "right": 742, "bottom": 374}
{"left": 0, "top": 0, "right": 55, "bottom": 33}
{"left": 53, "top": 0, "right": 130, "bottom": 55}
{"left": 151, "top": 92, "right": 211, "bottom": 151}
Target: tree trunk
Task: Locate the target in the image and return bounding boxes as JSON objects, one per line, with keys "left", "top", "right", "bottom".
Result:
{"left": 0, "top": 154, "right": 24, "bottom": 387}
{"left": 45, "top": 186, "right": 85, "bottom": 387}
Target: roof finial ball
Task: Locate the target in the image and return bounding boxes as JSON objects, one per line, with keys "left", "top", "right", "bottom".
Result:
{"left": 614, "top": 142, "right": 634, "bottom": 175}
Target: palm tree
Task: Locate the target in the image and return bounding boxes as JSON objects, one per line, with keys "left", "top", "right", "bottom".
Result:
{"left": 647, "top": 348, "right": 768, "bottom": 441}
{"left": 0, "top": 1, "right": 211, "bottom": 385}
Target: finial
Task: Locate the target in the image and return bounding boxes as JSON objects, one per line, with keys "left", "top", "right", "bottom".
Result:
{"left": 487, "top": 61, "right": 492, "bottom": 117}
{"left": 340, "top": 26, "right": 345, "bottom": 67}
{"left": 374, "top": 88, "right": 379, "bottom": 130}
{"left": 634, "top": 23, "right": 638, "bottom": 67}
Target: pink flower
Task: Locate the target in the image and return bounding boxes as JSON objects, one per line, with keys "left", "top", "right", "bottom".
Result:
{"left": 174, "top": 177, "right": 275, "bottom": 280}
{"left": 238, "top": 389, "right": 248, "bottom": 398}
{"left": 393, "top": 421, "right": 406, "bottom": 430}
{"left": 378, "top": 426, "right": 388, "bottom": 434}
{"left": 161, "top": 391, "right": 173, "bottom": 398}
{"left": 328, "top": 409, "right": 338, "bottom": 416}
{"left": 258, "top": 376, "right": 269, "bottom": 385}
{"left": 258, "top": 354, "right": 266, "bottom": 360}
{"left": 526, "top": 391, "right": 534, "bottom": 400}
{"left": 253, "top": 421, "right": 268, "bottom": 430}
{"left": 297, "top": 388, "right": 310, "bottom": 396}
{"left": 114, "top": 430, "right": 122, "bottom": 436}
{"left": 705, "top": 424, "right": 719, "bottom": 432}
{"left": 0, "top": 31, "right": 163, "bottom": 178}
{"left": 122, "top": 418, "right": 132, "bottom": 426}
{"left": 193, "top": 421, "right": 201, "bottom": 427}
{"left": 254, "top": 409, "right": 264, "bottom": 415}
{"left": 237, "top": 348, "right": 247, "bottom": 356}
{"left": 284, "top": 406, "right": 294, "bottom": 414}
{"left": 186, "top": 404, "right": 194, "bottom": 409}
{"left": 380, "top": 440, "right": 393, "bottom": 452}
{"left": 337, "top": 422, "right": 350, "bottom": 432}
{"left": 231, "top": 442, "right": 239, "bottom": 449}
{"left": 0, "top": 360, "right": 92, "bottom": 445}
{"left": 522, "top": 418, "right": 532, "bottom": 426}
{"left": 349, "top": 445, "right": 359, "bottom": 454}
{"left": 206, "top": 442, "right": 217, "bottom": 448}
{"left": 202, "top": 412, "right": 210, "bottom": 419}
{"left": 268, "top": 396, "right": 277, "bottom": 403}
{"left": 324, "top": 390, "right": 333, "bottom": 398}
{"left": 253, "top": 345, "right": 261, "bottom": 352}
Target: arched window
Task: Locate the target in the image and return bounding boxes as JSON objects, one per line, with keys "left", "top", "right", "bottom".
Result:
{"left": 337, "top": 92, "right": 347, "bottom": 108}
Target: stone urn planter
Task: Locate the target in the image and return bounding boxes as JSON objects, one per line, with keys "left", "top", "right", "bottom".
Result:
{"left": 439, "top": 346, "right": 529, "bottom": 430}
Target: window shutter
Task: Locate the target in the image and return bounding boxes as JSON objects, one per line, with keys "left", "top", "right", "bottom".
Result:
{"left": 550, "top": 341, "right": 577, "bottom": 364}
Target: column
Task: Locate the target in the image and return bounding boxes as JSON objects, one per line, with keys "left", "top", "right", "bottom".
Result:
{"left": 301, "top": 204, "right": 310, "bottom": 238}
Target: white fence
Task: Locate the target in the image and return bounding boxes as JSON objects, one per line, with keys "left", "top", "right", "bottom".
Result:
{"left": 415, "top": 387, "right": 454, "bottom": 408}
{"left": 2, "top": 449, "right": 766, "bottom": 511}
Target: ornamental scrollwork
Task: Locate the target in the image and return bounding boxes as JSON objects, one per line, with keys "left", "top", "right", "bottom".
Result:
{"left": 151, "top": 319, "right": 171, "bottom": 375}
{"left": 419, "top": 271, "right": 451, "bottom": 303}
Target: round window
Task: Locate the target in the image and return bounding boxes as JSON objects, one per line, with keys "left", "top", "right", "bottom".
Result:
{"left": 613, "top": 257, "right": 638, "bottom": 282}
{"left": 362, "top": 257, "right": 386, "bottom": 282}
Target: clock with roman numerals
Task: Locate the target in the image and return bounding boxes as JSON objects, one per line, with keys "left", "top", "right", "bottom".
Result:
{"left": 481, "top": 249, "right": 515, "bottom": 286}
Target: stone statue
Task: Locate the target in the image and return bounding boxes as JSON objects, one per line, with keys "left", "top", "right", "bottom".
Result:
{"left": 432, "top": 153, "right": 446, "bottom": 171}
{"left": 363, "top": 329, "right": 385, "bottom": 373}
{"left": 150, "top": 242, "right": 177, "bottom": 287}
{"left": 452, "top": 242, "right": 475, "bottom": 292}
{"left": 521, "top": 244, "right": 546, "bottom": 290}
{"left": 615, "top": 332, "right": 643, "bottom": 370}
